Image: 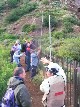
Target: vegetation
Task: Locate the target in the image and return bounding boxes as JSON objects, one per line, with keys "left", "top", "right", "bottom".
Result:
{"left": 7, "top": 0, "right": 20, "bottom": 8}
{"left": 0, "top": 33, "right": 18, "bottom": 100}
{"left": 22, "top": 24, "right": 36, "bottom": 33}
{"left": 43, "top": 14, "right": 58, "bottom": 28}
{"left": 57, "top": 38, "right": 80, "bottom": 61}
{"left": 5, "top": 2, "right": 38, "bottom": 23}
{"left": 0, "top": 3, "right": 5, "bottom": 12}
{"left": 0, "top": 0, "right": 80, "bottom": 100}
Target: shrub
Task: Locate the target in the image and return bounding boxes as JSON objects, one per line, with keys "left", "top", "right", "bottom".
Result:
{"left": 57, "top": 38, "right": 80, "bottom": 61}
{"left": 63, "top": 16, "right": 80, "bottom": 33}
{"left": 52, "top": 31, "right": 65, "bottom": 39}
{"left": 22, "top": 24, "right": 36, "bottom": 33}
{"left": 43, "top": 15, "right": 58, "bottom": 28}
{"left": 32, "top": 71, "right": 43, "bottom": 85}
{"left": 0, "top": 28, "right": 6, "bottom": 34}
{"left": 5, "top": 3, "right": 37, "bottom": 23}
{"left": 0, "top": 3, "right": 5, "bottom": 12}
{"left": 7, "top": 0, "right": 20, "bottom": 8}
{"left": 42, "top": 0, "right": 49, "bottom": 5}
{"left": 0, "top": 45, "right": 16, "bottom": 100}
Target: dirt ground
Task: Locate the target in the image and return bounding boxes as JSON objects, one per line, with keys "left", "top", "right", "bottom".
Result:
{"left": 25, "top": 72, "right": 43, "bottom": 107}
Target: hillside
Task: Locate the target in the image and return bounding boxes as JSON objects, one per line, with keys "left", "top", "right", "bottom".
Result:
{"left": 0, "top": 0, "right": 80, "bottom": 37}
{"left": 0, "top": 1, "right": 80, "bottom": 107}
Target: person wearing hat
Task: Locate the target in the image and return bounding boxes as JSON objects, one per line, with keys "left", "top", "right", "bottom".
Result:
{"left": 40, "top": 57, "right": 66, "bottom": 107}
{"left": 40, "top": 57, "right": 66, "bottom": 84}
{"left": 7, "top": 67, "right": 31, "bottom": 107}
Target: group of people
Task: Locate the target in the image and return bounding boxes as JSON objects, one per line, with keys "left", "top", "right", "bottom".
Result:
{"left": 2, "top": 39, "right": 66, "bottom": 107}
{"left": 10, "top": 39, "right": 41, "bottom": 79}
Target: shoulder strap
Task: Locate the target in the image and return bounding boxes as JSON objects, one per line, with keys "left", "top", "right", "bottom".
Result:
{"left": 10, "top": 82, "right": 24, "bottom": 90}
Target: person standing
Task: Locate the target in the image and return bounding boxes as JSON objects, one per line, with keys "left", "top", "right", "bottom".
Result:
{"left": 40, "top": 67, "right": 65, "bottom": 107}
{"left": 30, "top": 49, "right": 39, "bottom": 79}
{"left": 40, "top": 57, "right": 66, "bottom": 84}
{"left": 13, "top": 50, "right": 22, "bottom": 66}
{"left": 40, "top": 57, "right": 66, "bottom": 107}
{"left": 7, "top": 67, "right": 31, "bottom": 107}
{"left": 26, "top": 42, "right": 31, "bottom": 71}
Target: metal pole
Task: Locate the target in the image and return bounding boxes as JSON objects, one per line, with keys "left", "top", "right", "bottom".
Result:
{"left": 40, "top": 11, "right": 43, "bottom": 48}
{"left": 41, "top": 11, "right": 43, "bottom": 37}
{"left": 49, "top": 15, "right": 52, "bottom": 61}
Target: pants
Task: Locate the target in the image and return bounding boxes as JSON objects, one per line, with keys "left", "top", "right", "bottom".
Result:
{"left": 30, "top": 65, "right": 37, "bottom": 78}
{"left": 26, "top": 56, "right": 30, "bottom": 71}
{"left": 10, "top": 50, "right": 14, "bottom": 62}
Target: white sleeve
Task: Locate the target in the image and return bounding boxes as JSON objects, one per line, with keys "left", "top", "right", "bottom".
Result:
{"left": 14, "top": 53, "right": 22, "bottom": 57}
{"left": 40, "top": 79, "right": 50, "bottom": 94}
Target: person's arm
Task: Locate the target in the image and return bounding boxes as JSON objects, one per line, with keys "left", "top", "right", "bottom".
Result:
{"left": 14, "top": 53, "right": 23, "bottom": 58}
{"left": 40, "top": 79, "right": 50, "bottom": 94}
{"left": 18, "top": 85, "right": 31, "bottom": 107}
{"left": 40, "top": 57, "right": 51, "bottom": 64}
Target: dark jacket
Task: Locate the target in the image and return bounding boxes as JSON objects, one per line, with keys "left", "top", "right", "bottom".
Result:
{"left": 7, "top": 76, "right": 31, "bottom": 107}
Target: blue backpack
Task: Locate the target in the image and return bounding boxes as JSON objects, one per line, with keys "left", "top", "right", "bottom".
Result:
{"left": 1, "top": 88, "right": 18, "bottom": 107}
{"left": 1, "top": 82, "right": 23, "bottom": 107}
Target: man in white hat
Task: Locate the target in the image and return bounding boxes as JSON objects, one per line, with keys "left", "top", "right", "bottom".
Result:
{"left": 40, "top": 57, "right": 66, "bottom": 107}
{"left": 40, "top": 57, "right": 66, "bottom": 84}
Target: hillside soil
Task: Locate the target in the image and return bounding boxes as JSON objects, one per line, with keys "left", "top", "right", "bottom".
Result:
{"left": 25, "top": 72, "right": 43, "bottom": 107}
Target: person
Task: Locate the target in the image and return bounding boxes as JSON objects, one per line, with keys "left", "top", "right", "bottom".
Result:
{"left": 40, "top": 57, "right": 66, "bottom": 84}
{"left": 26, "top": 42, "right": 31, "bottom": 71}
{"left": 40, "top": 65, "right": 65, "bottom": 107}
{"left": 10, "top": 42, "right": 18, "bottom": 63}
{"left": 7, "top": 67, "right": 31, "bottom": 107}
{"left": 15, "top": 39, "right": 21, "bottom": 53}
{"left": 13, "top": 50, "right": 22, "bottom": 66}
{"left": 10, "top": 40, "right": 21, "bottom": 63}
{"left": 19, "top": 48, "right": 27, "bottom": 71}
{"left": 30, "top": 49, "right": 39, "bottom": 79}
{"left": 21, "top": 39, "right": 28, "bottom": 53}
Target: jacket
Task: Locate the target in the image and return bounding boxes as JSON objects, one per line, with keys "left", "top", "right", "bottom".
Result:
{"left": 7, "top": 76, "right": 31, "bottom": 107}
{"left": 40, "top": 75, "right": 65, "bottom": 107}
{"left": 31, "top": 52, "right": 38, "bottom": 67}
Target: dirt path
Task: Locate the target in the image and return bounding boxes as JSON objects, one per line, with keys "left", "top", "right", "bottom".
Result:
{"left": 25, "top": 72, "right": 43, "bottom": 107}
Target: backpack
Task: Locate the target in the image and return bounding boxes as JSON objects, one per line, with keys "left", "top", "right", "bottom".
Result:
{"left": 1, "top": 82, "right": 23, "bottom": 107}
{"left": 47, "top": 76, "right": 65, "bottom": 107}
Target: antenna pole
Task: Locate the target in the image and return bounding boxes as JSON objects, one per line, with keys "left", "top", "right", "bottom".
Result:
{"left": 49, "top": 15, "right": 52, "bottom": 61}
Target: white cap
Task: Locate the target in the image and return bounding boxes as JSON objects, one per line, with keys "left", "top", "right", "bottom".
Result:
{"left": 47, "top": 62, "right": 60, "bottom": 72}
{"left": 16, "top": 39, "right": 20, "bottom": 44}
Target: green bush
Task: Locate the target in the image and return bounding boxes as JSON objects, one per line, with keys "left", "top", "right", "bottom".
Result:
{"left": 57, "top": 38, "right": 80, "bottom": 61}
{"left": 0, "top": 3, "right": 5, "bottom": 12}
{"left": 63, "top": 24, "right": 73, "bottom": 33}
{"left": 0, "top": 45, "right": 16, "bottom": 100}
{"left": 0, "top": 28, "right": 6, "bottom": 34}
{"left": 7, "top": 0, "right": 20, "bottom": 8}
{"left": 6, "top": 3, "right": 37, "bottom": 23}
{"left": 63, "top": 16, "right": 80, "bottom": 33}
{"left": 3, "top": 33, "right": 18, "bottom": 40}
{"left": 43, "top": 15, "right": 58, "bottom": 28}
{"left": 52, "top": 1, "right": 61, "bottom": 7}
{"left": 32, "top": 71, "right": 43, "bottom": 85}
{"left": 42, "top": 0, "right": 49, "bottom": 5}
{"left": 22, "top": 24, "right": 36, "bottom": 33}
{"left": 52, "top": 31, "right": 65, "bottom": 39}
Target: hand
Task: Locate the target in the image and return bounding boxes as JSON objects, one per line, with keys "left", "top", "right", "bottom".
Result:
{"left": 40, "top": 57, "right": 50, "bottom": 64}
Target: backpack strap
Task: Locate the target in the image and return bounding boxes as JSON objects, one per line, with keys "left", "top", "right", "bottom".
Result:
{"left": 10, "top": 82, "right": 24, "bottom": 90}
